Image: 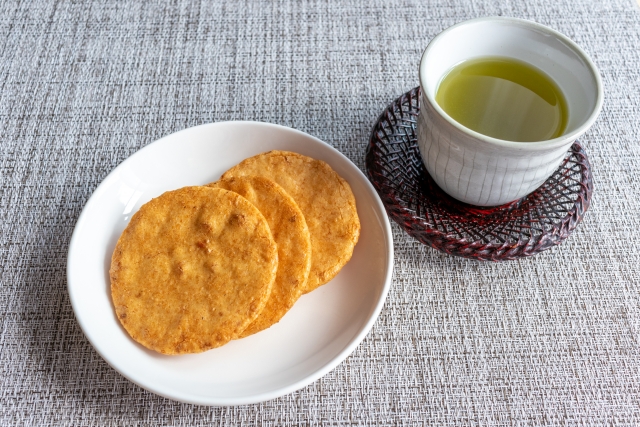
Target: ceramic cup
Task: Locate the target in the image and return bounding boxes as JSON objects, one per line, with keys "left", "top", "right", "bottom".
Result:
{"left": 418, "top": 17, "right": 603, "bottom": 207}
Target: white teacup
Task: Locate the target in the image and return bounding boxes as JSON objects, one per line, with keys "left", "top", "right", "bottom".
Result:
{"left": 418, "top": 17, "right": 603, "bottom": 206}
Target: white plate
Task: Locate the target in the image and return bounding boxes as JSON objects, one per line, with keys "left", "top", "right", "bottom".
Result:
{"left": 67, "top": 121, "right": 394, "bottom": 405}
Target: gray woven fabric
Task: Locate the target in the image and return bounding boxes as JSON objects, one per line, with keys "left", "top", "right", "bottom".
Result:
{"left": 1, "top": 0, "right": 640, "bottom": 425}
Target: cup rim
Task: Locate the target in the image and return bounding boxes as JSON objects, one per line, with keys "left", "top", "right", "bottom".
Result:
{"left": 419, "top": 16, "right": 604, "bottom": 151}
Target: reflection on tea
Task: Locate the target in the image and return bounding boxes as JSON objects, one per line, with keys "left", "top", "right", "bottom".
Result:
{"left": 435, "top": 57, "right": 568, "bottom": 142}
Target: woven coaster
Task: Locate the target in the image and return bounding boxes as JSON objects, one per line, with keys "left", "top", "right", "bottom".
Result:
{"left": 365, "top": 87, "right": 593, "bottom": 261}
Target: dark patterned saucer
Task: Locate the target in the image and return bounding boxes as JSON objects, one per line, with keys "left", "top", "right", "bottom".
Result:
{"left": 365, "top": 87, "right": 592, "bottom": 261}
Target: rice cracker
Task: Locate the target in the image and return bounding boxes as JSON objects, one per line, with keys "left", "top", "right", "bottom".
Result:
{"left": 210, "top": 176, "right": 311, "bottom": 337}
{"left": 109, "top": 186, "right": 277, "bottom": 355}
{"left": 222, "top": 151, "right": 360, "bottom": 292}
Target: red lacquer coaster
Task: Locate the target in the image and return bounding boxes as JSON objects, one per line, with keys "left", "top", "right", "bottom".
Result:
{"left": 365, "top": 87, "right": 593, "bottom": 261}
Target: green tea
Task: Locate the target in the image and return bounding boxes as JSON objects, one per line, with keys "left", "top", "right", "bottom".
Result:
{"left": 435, "top": 57, "right": 568, "bottom": 142}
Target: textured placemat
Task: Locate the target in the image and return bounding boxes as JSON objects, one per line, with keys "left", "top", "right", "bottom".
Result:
{"left": 1, "top": 0, "right": 640, "bottom": 425}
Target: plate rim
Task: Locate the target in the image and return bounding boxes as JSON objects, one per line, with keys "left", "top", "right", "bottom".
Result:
{"left": 67, "top": 120, "right": 394, "bottom": 405}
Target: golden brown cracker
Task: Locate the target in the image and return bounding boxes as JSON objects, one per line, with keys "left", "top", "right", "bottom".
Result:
{"left": 109, "top": 186, "right": 277, "bottom": 355}
{"left": 210, "top": 176, "right": 311, "bottom": 336}
{"left": 222, "top": 151, "right": 360, "bottom": 292}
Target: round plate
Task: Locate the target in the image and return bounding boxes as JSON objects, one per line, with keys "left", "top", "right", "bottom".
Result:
{"left": 67, "top": 121, "right": 394, "bottom": 405}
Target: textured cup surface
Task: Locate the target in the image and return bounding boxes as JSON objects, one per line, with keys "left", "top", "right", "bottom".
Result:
{"left": 418, "top": 17, "right": 602, "bottom": 206}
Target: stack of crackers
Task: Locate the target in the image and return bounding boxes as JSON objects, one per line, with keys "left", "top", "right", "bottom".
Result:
{"left": 109, "top": 151, "right": 361, "bottom": 355}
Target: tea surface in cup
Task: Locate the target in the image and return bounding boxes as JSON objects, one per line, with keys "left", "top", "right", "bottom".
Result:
{"left": 435, "top": 56, "right": 568, "bottom": 142}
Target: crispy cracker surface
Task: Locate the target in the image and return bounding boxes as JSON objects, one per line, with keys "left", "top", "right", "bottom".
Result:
{"left": 109, "top": 186, "right": 277, "bottom": 355}
{"left": 210, "top": 176, "right": 311, "bottom": 337}
{"left": 222, "top": 151, "right": 360, "bottom": 292}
